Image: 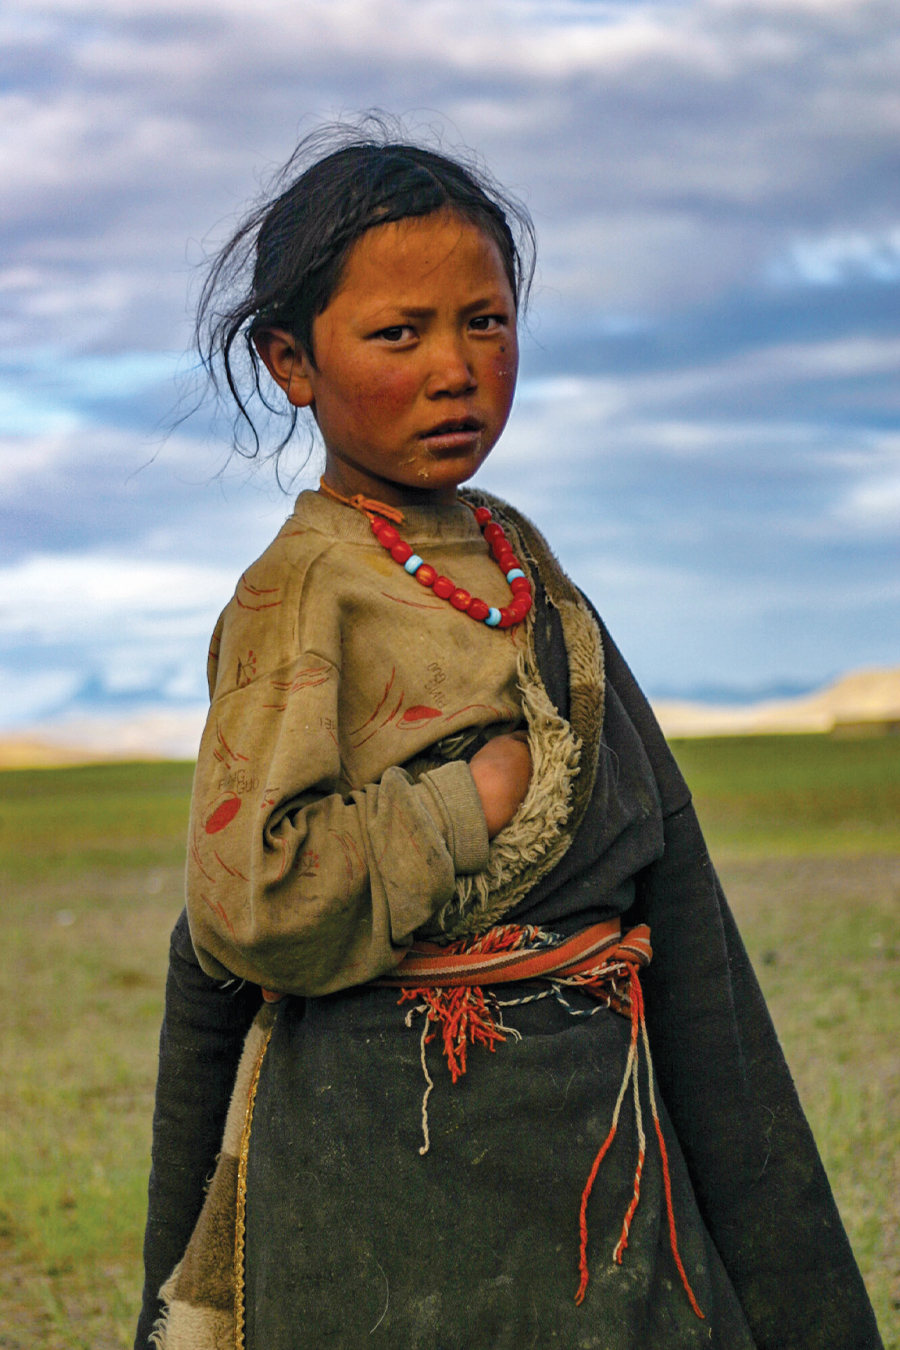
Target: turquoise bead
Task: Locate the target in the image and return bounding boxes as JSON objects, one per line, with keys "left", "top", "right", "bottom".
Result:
{"left": 404, "top": 555, "right": 423, "bottom": 574}
{"left": 485, "top": 607, "right": 502, "bottom": 627}
{"left": 506, "top": 568, "right": 525, "bottom": 583}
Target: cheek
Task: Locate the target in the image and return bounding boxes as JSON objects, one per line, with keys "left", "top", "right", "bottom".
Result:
{"left": 484, "top": 343, "right": 518, "bottom": 416}
{"left": 341, "top": 367, "right": 421, "bottom": 431}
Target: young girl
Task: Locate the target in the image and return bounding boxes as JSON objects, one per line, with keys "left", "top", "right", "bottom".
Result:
{"left": 136, "top": 127, "right": 882, "bottom": 1350}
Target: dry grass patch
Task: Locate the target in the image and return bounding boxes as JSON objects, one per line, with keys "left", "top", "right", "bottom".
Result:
{"left": 719, "top": 855, "right": 900, "bottom": 1343}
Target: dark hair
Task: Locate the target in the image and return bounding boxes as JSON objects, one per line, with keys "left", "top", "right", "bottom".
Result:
{"left": 195, "top": 115, "right": 536, "bottom": 464}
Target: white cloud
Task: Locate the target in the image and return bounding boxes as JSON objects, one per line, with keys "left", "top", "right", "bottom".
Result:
{"left": 0, "top": 552, "right": 235, "bottom": 642}
{"left": 768, "top": 227, "right": 900, "bottom": 286}
{"left": 843, "top": 476, "right": 900, "bottom": 524}
{"left": 8, "top": 704, "right": 210, "bottom": 759}
{"left": 0, "top": 666, "right": 82, "bottom": 724}
{"left": 836, "top": 432, "right": 900, "bottom": 526}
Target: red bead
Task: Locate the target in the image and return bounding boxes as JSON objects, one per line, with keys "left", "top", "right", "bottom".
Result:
{"left": 498, "top": 608, "right": 517, "bottom": 628}
{"left": 483, "top": 523, "right": 505, "bottom": 545}
{"left": 510, "top": 576, "right": 531, "bottom": 596}
{"left": 514, "top": 592, "right": 533, "bottom": 615}
{"left": 467, "top": 598, "right": 490, "bottom": 621}
{"left": 433, "top": 575, "right": 454, "bottom": 599}
{"left": 391, "top": 541, "right": 413, "bottom": 564}
{"left": 474, "top": 507, "right": 492, "bottom": 526}
{"left": 371, "top": 517, "right": 386, "bottom": 535}
{"left": 450, "top": 588, "right": 471, "bottom": 611}
{"left": 497, "top": 553, "right": 519, "bottom": 575}
{"left": 377, "top": 524, "right": 399, "bottom": 549}
{"left": 415, "top": 564, "right": 437, "bottom": 587}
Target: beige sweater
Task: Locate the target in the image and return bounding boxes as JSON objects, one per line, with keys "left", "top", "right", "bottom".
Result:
{"left": 186, "top": 489, "right": 528, "bottom": 996}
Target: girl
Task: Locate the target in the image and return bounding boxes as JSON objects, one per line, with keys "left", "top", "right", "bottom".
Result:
{"left": 136, "top": 125, "right": 882, "bottom": 1350}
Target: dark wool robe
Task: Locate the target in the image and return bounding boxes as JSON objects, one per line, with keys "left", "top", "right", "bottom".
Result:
{"left": 135, "top": 536, "right": 883, "bottom": 1349}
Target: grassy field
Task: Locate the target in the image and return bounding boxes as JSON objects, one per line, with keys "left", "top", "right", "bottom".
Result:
{"left": 0, "top": 738, "right": 898, "bottom": 1347}
{"left": 670, "top": 732, "right": 900, "bottom": 857}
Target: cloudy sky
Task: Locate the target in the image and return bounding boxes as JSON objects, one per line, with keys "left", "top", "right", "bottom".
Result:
{"left": 2, "top": 0, "right": 899, "bottom": 746}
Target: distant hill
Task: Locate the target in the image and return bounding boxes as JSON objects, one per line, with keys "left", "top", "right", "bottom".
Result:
{"left": 654, "top": 667, "right": 900, "bottom": 738}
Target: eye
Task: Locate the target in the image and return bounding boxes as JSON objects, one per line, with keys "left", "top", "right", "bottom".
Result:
{"left": 468, "top": 314, "right": 507, "bottom": 333}
{"left": 373, "top": 324, "right": 416, "bottom": 343}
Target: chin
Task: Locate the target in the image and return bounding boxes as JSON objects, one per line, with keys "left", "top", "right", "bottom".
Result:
{"left": 418, "top": 451, "right": 490, "bottom": 490}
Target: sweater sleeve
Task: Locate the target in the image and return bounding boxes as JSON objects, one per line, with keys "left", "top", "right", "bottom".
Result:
{"left": 134, "top": 911, "right": 261, "bottom": 1348}
{"left": 187, "top": 646, "right": 489, "bottom": 997}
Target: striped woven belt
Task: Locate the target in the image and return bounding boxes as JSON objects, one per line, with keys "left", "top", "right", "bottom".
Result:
{"left": 378, "top": 917, "right": 651, "bottom": 989}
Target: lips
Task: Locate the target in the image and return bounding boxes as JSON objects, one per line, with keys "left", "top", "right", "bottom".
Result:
{"left": 420, "top": 416, "right": 483, "bottom": 440}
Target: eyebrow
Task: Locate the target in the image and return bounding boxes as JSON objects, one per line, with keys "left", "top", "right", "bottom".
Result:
{"left": 371, "top": 296, "right": 508, "bottom": 321}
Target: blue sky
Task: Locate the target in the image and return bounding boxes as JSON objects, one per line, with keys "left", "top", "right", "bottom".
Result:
{"left": 2, "top": 0, "right": 899, "bottom": 740}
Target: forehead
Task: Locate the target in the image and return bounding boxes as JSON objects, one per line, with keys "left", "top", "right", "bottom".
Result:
{"left": 330, "top": 211, "right": 513, "bottom": 311}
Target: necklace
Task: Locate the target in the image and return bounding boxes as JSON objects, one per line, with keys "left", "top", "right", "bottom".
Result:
{"left": 318, "top": 478, "right": 533, "bottom": 629}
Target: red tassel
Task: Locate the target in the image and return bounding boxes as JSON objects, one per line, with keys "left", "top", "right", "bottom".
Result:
{"left": 576, "top": 968, "right": 704, "bottom": 1319}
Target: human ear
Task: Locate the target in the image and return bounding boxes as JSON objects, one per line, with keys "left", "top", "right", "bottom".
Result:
{"left": 253, "top": 328, "right": 315, "bottom": 408}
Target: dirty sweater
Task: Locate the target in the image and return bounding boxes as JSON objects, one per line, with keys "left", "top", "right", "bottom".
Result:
{"left": 186, "top": 489, "right": 527, "bottom": 996}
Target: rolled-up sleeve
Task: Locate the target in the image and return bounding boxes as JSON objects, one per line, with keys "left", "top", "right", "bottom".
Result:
{"left": 187, "top": 653, "right": 489, "bottom": 997}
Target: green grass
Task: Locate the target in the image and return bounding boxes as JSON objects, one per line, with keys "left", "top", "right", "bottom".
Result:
{"left": 0, "top": 762, "right": 196, "bottom": 882}
{"left": 0, "top": 764, "right": 192, "bottom": 1348}
{"left": 670, "top": 732, "right": 900, "bottom": 856}
{"left": 0, "top": 741, "right": 897, "bottom": 1345}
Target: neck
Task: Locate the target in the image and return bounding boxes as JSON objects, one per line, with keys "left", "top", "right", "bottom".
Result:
{"left": 320, "top": 463, "right": 460, "bottom": 510}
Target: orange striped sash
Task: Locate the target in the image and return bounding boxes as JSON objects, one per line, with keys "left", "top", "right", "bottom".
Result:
{"left": 379, "top": 918, "right": 651, "bottom": 989}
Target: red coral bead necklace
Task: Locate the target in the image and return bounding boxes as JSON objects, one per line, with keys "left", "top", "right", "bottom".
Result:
{"left": 318, "top": 478, "right": 533, "bottom": 629}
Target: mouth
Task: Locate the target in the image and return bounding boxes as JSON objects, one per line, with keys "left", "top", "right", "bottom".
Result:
{"left": 419, "top": 416, "right": 484, "bottom": 450}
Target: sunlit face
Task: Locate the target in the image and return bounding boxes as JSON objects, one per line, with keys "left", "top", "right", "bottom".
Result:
{"left": 257, "top": 209, "right": 519, "bottom": 506}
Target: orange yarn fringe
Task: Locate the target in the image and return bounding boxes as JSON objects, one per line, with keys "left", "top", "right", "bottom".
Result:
{"left": 396, "top": 923, "right": 528, "bottom": 1082}
{"left": 397, "top": 923, "right": 704, "bottom": 1319}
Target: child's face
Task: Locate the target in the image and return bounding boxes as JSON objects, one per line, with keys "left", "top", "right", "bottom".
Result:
{"left": 257, "top": 209, "right": 518, "bottom": 505}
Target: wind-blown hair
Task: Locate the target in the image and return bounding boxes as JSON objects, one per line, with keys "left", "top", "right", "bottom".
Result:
{"left": 195, "top": 115, "right": 536, "bottom": 464}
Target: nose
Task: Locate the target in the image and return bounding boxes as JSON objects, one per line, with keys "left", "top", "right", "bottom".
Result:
{"left": 426, "top": 334, "right": 477, "bottom": 398}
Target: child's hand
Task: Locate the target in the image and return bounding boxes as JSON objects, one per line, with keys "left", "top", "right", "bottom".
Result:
{"left": 469, "top": 732, "right": 532, "bottom": 838}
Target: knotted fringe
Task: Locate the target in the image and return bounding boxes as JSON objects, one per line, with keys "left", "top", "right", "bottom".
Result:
{"left": 395, "top": 924, "right": 550, "bottom": 1083}
{"left": 381, "top": 921, "right": 704, "bottom": 1319}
